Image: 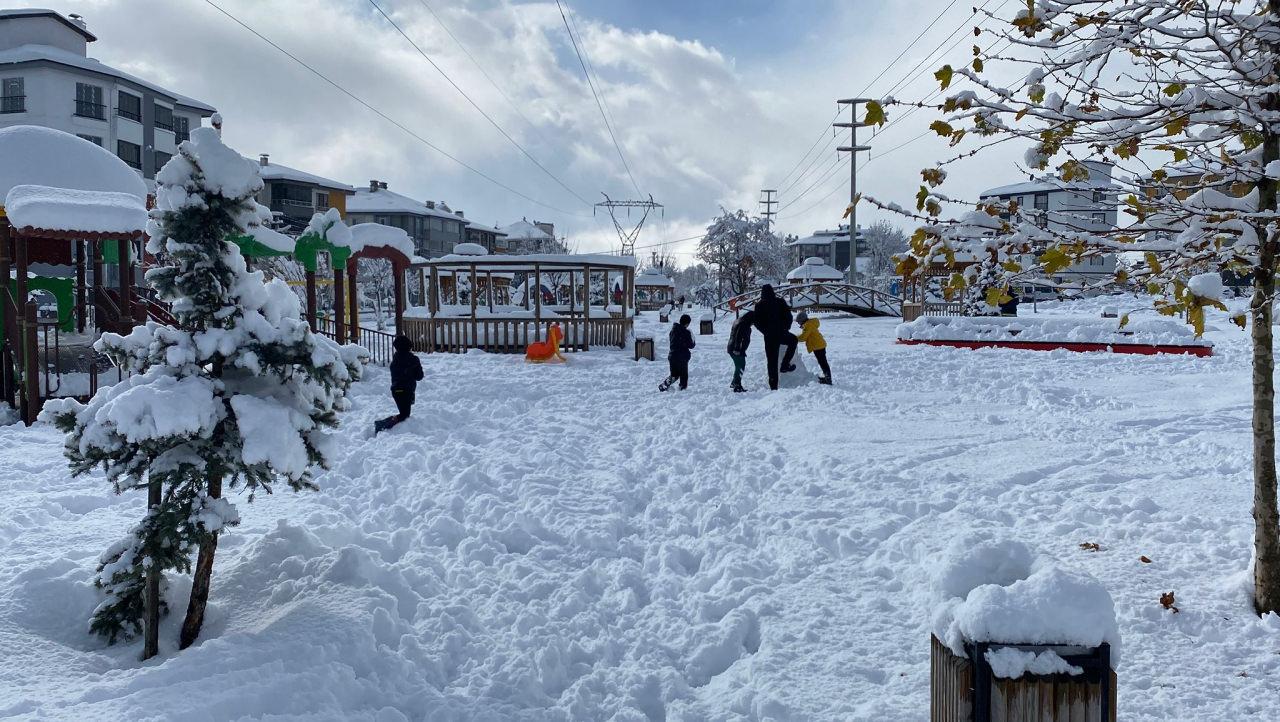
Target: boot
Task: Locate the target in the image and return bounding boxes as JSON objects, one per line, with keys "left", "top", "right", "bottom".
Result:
{"left": 782, "top": 363, "right": 797, "bottom": 373}
{"left": 658, "top": 376, "right": 676, "bottom": 392}
{"left": 732, "top": 382, "right": 747, "bottom": 393}
{"left": 818, "top": 377, "right": 833, "bottom": 385}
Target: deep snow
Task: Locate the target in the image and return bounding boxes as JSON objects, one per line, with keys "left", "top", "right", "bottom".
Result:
{"left": 2, "top": 296, "right": 1279, "bottom": 720}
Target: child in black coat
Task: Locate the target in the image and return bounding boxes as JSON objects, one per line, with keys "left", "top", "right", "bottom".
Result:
{"left": 726, "top": 310, "right": 755, "bottom": 392}
{"left": 376, "top": 335, "right": 423, "bottom": 433}
{"left": 659, "top": 314, "right": 695, "bottom": 391}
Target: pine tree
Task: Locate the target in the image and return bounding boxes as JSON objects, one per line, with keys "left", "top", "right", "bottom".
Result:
{"left": 41, "top": 127, "right": 366, "bottom": 655}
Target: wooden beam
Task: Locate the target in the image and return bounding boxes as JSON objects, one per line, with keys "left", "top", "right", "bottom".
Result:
{"left": 334, "top": 265, "right": 346, "bottom": 344}
{"left": 347, "top": 261, "right": 359, "bottom": 343}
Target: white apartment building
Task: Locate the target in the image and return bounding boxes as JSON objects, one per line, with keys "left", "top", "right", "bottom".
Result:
{"left": 979, "top": 160, "right": 1120, "bottom": 286}
{"left": 0, "top": 9, "right": 216, "bottom": 181}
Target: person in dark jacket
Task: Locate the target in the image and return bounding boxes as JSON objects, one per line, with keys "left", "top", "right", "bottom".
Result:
{"left": 726, "top": 310, "right": 755, "bottom": 392}
{"left": 659, "top": 314, "right": 695, "bottom": 391}
{"left": 752, "top": 285, "right": 798, "bottom": 390}
{"left": 376, "top": 335, "right": 424, "bottom": 433}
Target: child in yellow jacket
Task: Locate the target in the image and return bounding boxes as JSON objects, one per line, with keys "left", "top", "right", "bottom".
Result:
{"left": 794, "top": 311, "right": 832, "bottom": 385}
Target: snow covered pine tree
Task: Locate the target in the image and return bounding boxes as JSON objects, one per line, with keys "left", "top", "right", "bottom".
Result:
{"left": 862, "top": 0, "right": 1280, "bottom": 614}
{"left": 41, "top": 127, "right": 366, "bottom": 657}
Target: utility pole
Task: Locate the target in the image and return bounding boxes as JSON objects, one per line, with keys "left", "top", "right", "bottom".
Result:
{"left": 835, "top": 98, "right": 872, "bottom": 283}
{"left": 758, "top": 189, "right": 778, "bottom": 228}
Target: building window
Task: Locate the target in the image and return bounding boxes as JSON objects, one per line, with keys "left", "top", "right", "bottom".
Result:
{"left": 174, "top": 116, "right": 190, "bottom": 143}
{"left": 117, "top": 91, "right": 142, "bottom": 122}
{"left": 117, "top": 140, "right": 142, "bottom": 169}
{"left": 1033, "top": 192, "right": 1049, "bottom": 211}
{"left": 1, "top": 77, "right": 24, "bottom": 114}
{"left": 1092, "top": 190, "right": 1104, "bottom": 203}
{"left": 1092, "top": 212, "right": 1107, "bottom": 225}
{"left": 315, "top": 191, "right": 329, "bottom": 210}
{"left": 154, "top": 104, "right": 174, "bottom": 132}
{"left": 77, "top": 134, "right": 103, "bottom": 146}
{"left": 154, "top": 150, "right": 173, "bottom": 170}
{"left": 75, "top": 83, "right": 104, "bottom": 119}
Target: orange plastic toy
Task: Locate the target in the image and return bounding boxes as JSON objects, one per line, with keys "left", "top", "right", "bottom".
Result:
{"left": 525, "top": 324, "right": 566, "bottom": 363}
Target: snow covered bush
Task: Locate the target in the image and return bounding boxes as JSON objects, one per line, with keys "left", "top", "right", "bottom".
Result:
{"left": 696, "top": 209, "right": 789, "bottom": 297}
{"left": 41, "top": 127, "right": 366, "bottom": 654}
{"left": 865, "top": 0, "right": 1280, "bottom": 616}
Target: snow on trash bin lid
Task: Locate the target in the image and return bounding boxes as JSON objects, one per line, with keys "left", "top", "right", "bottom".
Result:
{"left": 930, "top": 535, "right": 1120, "bottom": 667}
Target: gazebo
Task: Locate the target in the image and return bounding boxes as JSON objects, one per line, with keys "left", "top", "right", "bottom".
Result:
{"left": 786, "top": 257, "right": 844, "bottom": 284}
{"left": 406, "top": 253, "right": 635, "bottom": 353}
{"left": 634, "top": 266, "right": 676, "bottom": 311}
{"left": 900, "top": 252, "right": 978, "bottom": 322}
{"left": 0, "top": 126, "right": 149, "bottom": 424}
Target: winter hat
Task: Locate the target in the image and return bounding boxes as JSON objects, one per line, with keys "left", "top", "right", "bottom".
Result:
{"left": 796, "top": 310, "right": 809, "bottom": 324}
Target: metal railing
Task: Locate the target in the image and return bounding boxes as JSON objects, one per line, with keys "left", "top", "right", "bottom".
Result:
{"left": 714, "top": 282, "right": 902, "bottom": 319}
{"left": 74, "top": 100, "right": 105, "bottom": 119}
{"left": 0, "top": 95, "right": 25, "bottom": 114}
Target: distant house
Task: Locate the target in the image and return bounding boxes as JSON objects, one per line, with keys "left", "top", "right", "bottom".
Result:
{"left": 459, "top": 216, "right": 508, "bottom": 254}
{"left": 346, "top": 180, "right": 467, "bottom": 258}
{"left": 788, "top": 225, "right": 864, "bottom": 272}
{"left": 252, "top": 154, "right": 354, "bottom": 233}
{"left": 499, "top": 218, "right": 564, "bottom": 254}
{"left": 0, "top": 8, "right": 216, "bottom": 179}
{"left": 979, "top": 160, "right": 1119, "bottom": 285}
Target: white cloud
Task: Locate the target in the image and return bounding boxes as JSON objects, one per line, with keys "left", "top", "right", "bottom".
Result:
{"left": 12, "top": 0, "right": 1034, "bottom": 264}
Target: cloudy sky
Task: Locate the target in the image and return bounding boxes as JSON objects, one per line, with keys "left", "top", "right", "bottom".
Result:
{"left": 22, "top": 0, "right": 1031, "bottom": 262}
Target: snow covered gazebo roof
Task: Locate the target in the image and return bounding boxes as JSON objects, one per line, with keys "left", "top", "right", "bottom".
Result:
{"left": 787, "top": 257, "right": 844, "bottom": 282}
{"left": 0, "top": 126, "right": 148, "bottom": 237}
{"left": 635, "top": 267, "right": 675, "bottom": 288}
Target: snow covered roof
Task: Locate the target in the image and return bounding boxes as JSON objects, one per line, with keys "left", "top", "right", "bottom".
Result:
{"left": 0, "top": 43, "right": 214, "bottom": 112}
{"left": 254, "top": 160, "right": 353, "bottom": 193}
{"left": 0, "top": 125, "right": 147, "bottom": 201}
{"left": 499, "top": 219, "right": 554, "bottom": 241}
{"left": 787, "top": 257, "right": 844, "bottom": 281}
{"left": 789, "top": 231, "right": 849, "bottom": 247}
{"left": 348, "top": 223, "right": 415, "bottom": 259}
{"left": 4, "top": 184, "right": 147, "bottom": 235}
{"left": 423, "top": 252, "right": 635, "bottom": 271}
{"left": 981, "top": 176, "right": 1120, "bottom": 197}
{"left": 464, "top": 220, "right": 506, "bottom": 235}
{"left": 452, "top": 242, "right": 488, "bottom": 256}
{"left": 635, "top": 267, "right": 675, "bottom": 287}
{"left": 0, "top": 8, "right": 96, "bottom": 40}
{"left": 346, "top": 187, "right": 464, "bottom": 219}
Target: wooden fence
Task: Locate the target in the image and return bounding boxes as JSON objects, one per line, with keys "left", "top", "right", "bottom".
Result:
{"left": 402, "top": 316, "right": 631, "bottom": 354}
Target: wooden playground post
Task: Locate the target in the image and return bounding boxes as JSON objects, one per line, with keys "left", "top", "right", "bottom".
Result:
{"left": 583, "top": 265, "right": 591, "bottom": 351}
{"left": 142, "top": 476, "right": 161, "bottom": 660}
{"left": 22, "top": 301, "right": 38, "bottom": 425}
{"left": 305, "top": 269, "right": 317, "bottom": 330}
{"left": 0, "top": 219, "right": 11, "bottom": 406}
{"left": 469, "top": 262, "right": 479, "bottom": 346}
{"left": 75, "top": 240, "right": 86, "bottom": 334}
{"left": 90, "top": 239, "right": 103, "bottom": 331}
{"left": 333, "top": 263, "right": 346, "bottom": 344}
{"left": 346, "top": 261, "right": 359, "bottom": 344}
{"left": 394, "top": 263, "right": 405, "bottom": 335}
{"left": 117, "top": 236, "right": 131, "bottom": 328}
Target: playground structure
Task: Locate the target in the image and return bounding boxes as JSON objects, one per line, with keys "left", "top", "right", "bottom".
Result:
{"left": 0, "top": 126, "right": 155, "bottom": 424}
{"left": 714, "top": 281, "right": 902, "bottom": 319}
{"left": 404, "top": 252, "right": 635, "bottom": 354}
{"left": 524, "top": 324, "right": 566, "bottom": 363}
{"left": 900, "top": 255, "right": 978, "bottom": 322}
{"left": 633, "top": 266, "right": 676, "bottom": 311}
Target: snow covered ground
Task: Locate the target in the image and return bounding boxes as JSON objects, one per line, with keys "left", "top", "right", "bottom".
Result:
{"left": 2, "top": 296, "right": 1278, "bottom": 720}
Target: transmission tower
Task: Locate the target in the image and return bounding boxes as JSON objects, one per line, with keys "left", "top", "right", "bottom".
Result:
{"left": 595, "top": 193, "right": 663, "bottom": 256}
{"left": 759, "top": 189, "right": 778, "bottom": 228}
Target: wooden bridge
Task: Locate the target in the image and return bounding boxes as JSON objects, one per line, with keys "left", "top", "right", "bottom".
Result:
{"left": 713, "top": 282, "right": 902, "bottom": 319}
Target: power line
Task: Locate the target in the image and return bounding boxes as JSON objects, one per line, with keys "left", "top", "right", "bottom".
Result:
{"left": 555, "top": 0, "right": 644, "bottom": 197}
{"left": 366, "top": 0, "right": 592, "bottom": 206}
{"left": 876, "top": 0, "right": 1004, "bottom": 102}
{"left": 413, "top": 0, "right": 555, "bottom": 148}
{"left": 201, "top": 0, "right": 586, "bottom": 217}
{"left": 776, "top": 108, "right": 843, "bottom": 190}
{"left": 853, "top": 0, "right": 962, "bottom": 100}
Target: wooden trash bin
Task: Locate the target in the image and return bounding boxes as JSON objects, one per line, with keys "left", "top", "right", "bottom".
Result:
{"left": 699, "top": 317, "right": 714, "bottom": 335}
{"left": 659, "top": 311, "right": 670, "bottom": 323}
{"left": 931, "top": 635, "right": 1115, "bottom": 722}
{"left": 634, "top": 335, "right": 655, "bottom": 361}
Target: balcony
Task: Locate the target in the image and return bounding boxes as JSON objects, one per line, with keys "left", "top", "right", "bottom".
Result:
{"left": 74, "top": 100, "right": 105, "bottom": 120}
{"left": 116, "top": 107, "right": 141, "bottom": 122}
{"left": 0, "top": 95, "right": 24, "bottom": 114}
{"left": 270, "top": 198, "right": 316, "bottom": 218}
{"left": 155, "top": 119, "right": 174, "bottom": 132}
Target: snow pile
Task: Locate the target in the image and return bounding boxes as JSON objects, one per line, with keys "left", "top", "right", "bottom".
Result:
{"left": 245, "top": 223, "right": 295, "bottom": 254}
{"left": 347, "top": 223, "right": 416, "bottom": 259}
{"left": 0, "top": 125, "right": 147, "bottom": 201}
{"left": 786, "top": 257, "right": 844, "bottom": 282}
{"left": 3, "top": 185, "right": 147, "bottom": 235}
{"left": 931, "top": 535, "right": 1120, "bottom": 665}
{"left": 451, "top": 242, "right": 488, "bottom": 256}
{"left": 985, "top": 647, "right": 1083, "bottom": 678}
{"left": 1188, "top": 272, "right": 1225, "bottom": 302}
{"left": 0, "top": 401, "right": 17, "bottom": 426}
{"left": 898, "top": 315, "right": 1212, "bottom": 347}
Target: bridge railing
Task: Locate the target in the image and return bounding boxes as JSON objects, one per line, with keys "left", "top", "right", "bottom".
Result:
{"left": 713, "top": 282, "right": 902, "bottom": 318}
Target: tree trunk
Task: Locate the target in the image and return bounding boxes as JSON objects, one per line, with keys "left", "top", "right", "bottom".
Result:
{"left": 142, "top": 477, "right": 161, "bottom": 660}
{"left": 1253, "top": 18, "right": 1280, "bottom": 613}
{"left": 179, "top": 473, "right": 221, "bottom": 649}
